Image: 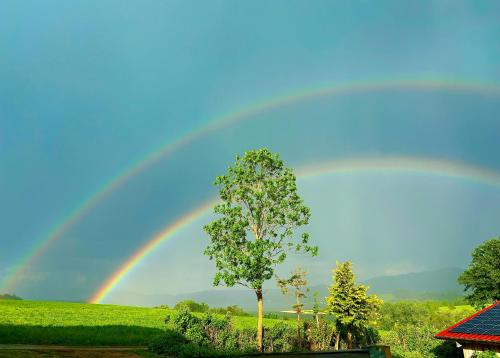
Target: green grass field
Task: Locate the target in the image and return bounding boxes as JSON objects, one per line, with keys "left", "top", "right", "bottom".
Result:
{"left": 0, "top": 300, "right": 284, "bottom": 346}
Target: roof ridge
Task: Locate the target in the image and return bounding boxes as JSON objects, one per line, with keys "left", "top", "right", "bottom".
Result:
{"left": 435, "top": 301, "right": 499, "bottom": 343}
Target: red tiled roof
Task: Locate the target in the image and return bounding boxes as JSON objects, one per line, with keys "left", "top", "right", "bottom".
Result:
{"left": 435, "top": 301, "right": 500, "bottom": 344}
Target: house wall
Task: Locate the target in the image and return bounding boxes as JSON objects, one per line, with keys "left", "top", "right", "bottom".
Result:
{"left": 461, "top": 342, "right": 500, "bottom": 358}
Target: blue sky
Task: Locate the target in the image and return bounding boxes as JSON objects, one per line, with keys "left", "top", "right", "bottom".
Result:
{"left": 1, "top": 0, "right": 500, "bottom": 302}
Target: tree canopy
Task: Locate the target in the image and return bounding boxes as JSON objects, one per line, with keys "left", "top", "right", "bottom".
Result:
{"left": 458, "top": 237, "right": 500, "bottom": 307}
{"left": 204, "top": 148, "right": 317, "bottom": 350}
{"left": 326, "top": 261, "right": 382, "bottom": 349}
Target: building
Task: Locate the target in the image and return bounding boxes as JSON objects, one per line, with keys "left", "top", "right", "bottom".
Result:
{"left": 435, "top": 301, "right": 499, "bottom": 357}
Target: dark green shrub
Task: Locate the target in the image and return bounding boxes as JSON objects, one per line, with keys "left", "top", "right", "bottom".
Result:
{"left": 263, "top": 312, "right": 280, "bottom": 319}
{"left": 0, "top": 294, "right": 22, "bottom": 300}
{"left": 208, "top": 305, "right": 250, "bottom": 316}
{"left": 149, "top": 329, "right": 223, "bottom": 357}
{"left": 153, "top": 309, "right": 249, "bottom": 356}
{"left": 174, "top": 300, "right": 209, "bottom": 313}
{"left": 235, "top": 328, "right": 257, "bottom": 352}
{"left": 305, "top": 320, "right": 335, "bottom": 351}
{"left": 264, "top": 322, "right": 298, "bottom": 352}
{"left": 185, "top": 324, "right": 208, "bottom": 346}
{"left": 148, "top": 331, "right": 189, "bottom": 356}
{"left": 432, "top": 340, "right": 462, "bottom": 358}
{"left": 354, "top": 326, "right": 381, "bottom": 347}
{"left": 473, "top": 351, "right": 498, "bottom": 358}
{"left": 382, "top": 324, "right": 448, "bottom": 357}
{"left": 200, "top": 312, "right": 232, "bottom": 349}
{"left": 172, "top": 307, "right": 201, "bottom": 334}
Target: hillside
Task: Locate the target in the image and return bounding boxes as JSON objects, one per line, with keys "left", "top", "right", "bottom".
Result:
{"left": 0, "top": 299, "right": 286, "bottom": 346}
{"left": 364, "top": 267, "right": 464, "bottom": 301}
{"left": 109, "top": 267, "right": 465, "bottom": 310}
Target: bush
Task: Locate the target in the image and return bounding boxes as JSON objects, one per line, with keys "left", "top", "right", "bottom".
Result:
{"left": 264, "top": 322, "right": 298, "bottom": 352}
{"left": 149, "top": 332, "right": 220, "bottom": 357}
{"left": 173, "top": 300, "right": 209, "bottom": 313}
{"left": 154, "top": 304, "right": 170, "bottom": 309}
{"left": 209, "top": 305, "right": 250, "bottom": 316}
{"left": 153, "top": 309, "right": 249, "bottom": 356}
{"left": 171, "top": 307, "right": 201, "bottom": 334}
{"left": 263, "top": 312, "right": 280, "bottom": 319}
{"left": 235, "top": 328, "right": 257, "bottom": 352}
{"left": 473, "top": 351, "right": 498, "bottom": 358}
{"left": 0, "top": 294, "right": 22, "bottom": 300}
{"left": 148, "top": 331, "right": 189, "bottom": 356}
{"left": 381, "top": 324, "right": 451, "bottom": 358}
{"left": 431, "top": 340, "right": 462, "bottom": 358}
{"left": 305, "top": 320, "right": 335, "bottom": 351}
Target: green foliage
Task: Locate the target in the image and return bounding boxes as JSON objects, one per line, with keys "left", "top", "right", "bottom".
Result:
{"left": 1, "top": 296, "right": 476, "bottom": 357}
{"left": 312, "top": 291, "right": 322, "bottom": 320}
{"left": 0, "top": 294, "right": 22, "bottom": 300}
{"left": 305, "top": 319, "right": 335, "bottom": 351}
{"left": 0, "top": 299, "right": 285, "bottom": 346}
{"left": 326, "top": 261, "right": 382, "bottom": 348}
{"left": 458, "top": 237, "right": 500, "bottom": 307}
{"left": 277, "top": 267, "right": 309, "bottom": 347}
{"left": 208, "top": 305, "right": 250, "bottom": 316}
{"left": 173, "top": 299, "right": 209, "bottom": 313}
{"left": 379, "top": 301, "right": 473, "bottom": 358}
{"left": 204, "top": 148, "right": 317, "bottom": 350}
{"left": 263, "top": 312, "right": 285, "bottom": 319}
{"left": 155, "top": 309, "right": 256, "bottom": 356}
{"left": 204, "top": 148, "right": 317, "bottom": 290}
{"left": 264, "top": 322, "right": 299, "bottom": 352}
{"left": 379, "top": 301, "right": 475, "bottom": 331}
{"left": 154, "top": 304, "right": 170, "bottom": 309}
{"left": 381, "top": 324, "right": 461, "bottom": 358}
{"left": 473, "top": 350, "right": 498, "bottom": 358}
{"left": 149, "top": 331, "right": 222, "bottom": 357}
{"left": 148, "top": 330, "right": 189, "bottom": 355}
{"left": 277, "top": 267, "right": 308, "bottom": 314}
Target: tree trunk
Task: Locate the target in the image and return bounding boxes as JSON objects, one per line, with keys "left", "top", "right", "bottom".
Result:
{"left": 256, "top": 288, "right": 264, "bottom": 352}
{"left": 296, "top": 295, "right": 301, "bottom": 348}
{"left": 347, "top": 330, "right": 353, "bottom": 349}
{"left": 335, "top": 332, "right": 340, "bottom": 350}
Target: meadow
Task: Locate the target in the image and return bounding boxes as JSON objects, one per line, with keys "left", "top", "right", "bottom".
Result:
{"left": 0, "top": 300, "right": 285, "bottom": 346}
{"left": 0, "top": 298, "right": 476, "bottom": 357}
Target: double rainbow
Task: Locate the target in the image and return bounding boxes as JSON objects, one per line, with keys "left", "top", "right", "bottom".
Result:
{"left": 3, "top": 77, "right": 500, "bottom": 293}
{"left": 89, "top": 156, "right": 500, "bottom": 304}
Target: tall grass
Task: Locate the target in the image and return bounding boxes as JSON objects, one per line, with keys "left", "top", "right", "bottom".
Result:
{"left": 0, "top": 300, "right": 284, "bottom": 346}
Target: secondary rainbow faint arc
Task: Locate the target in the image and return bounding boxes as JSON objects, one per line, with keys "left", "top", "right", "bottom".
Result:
{"left": 4, "top": 78, "right": 500, "bottom": 292}
{"left": 89, "top": 156, "right": 500, "bottom": 304}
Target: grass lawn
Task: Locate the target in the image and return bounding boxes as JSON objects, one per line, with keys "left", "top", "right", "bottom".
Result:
{"left": 0, "top": 349, "right": 159, "bottom": 358}
{"left": 0, "top": 300, "right": 286, "bottom": 346}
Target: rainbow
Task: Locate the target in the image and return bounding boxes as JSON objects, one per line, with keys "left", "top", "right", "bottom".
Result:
{"left": 88, "top": 156, "right": 500, "bottom": 304}
{"left": 4, "top": 78, "right": 500, "bottom": 292}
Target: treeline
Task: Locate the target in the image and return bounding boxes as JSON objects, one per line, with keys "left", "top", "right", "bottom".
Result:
{"left": 378, "top": 301, "right": 474, "bottom": 358}
{"left": 155, "top": 300, "right": 250, "bottom": 316}
{"left": 0, "top": 294, "right": 22, "bottom": 300}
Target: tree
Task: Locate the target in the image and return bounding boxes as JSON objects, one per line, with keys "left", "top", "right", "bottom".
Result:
{"left": 277, "top": 267, "right": 309, "bottom": 346}
{"left": 326, "top": 261, "right": 382, "bottom": 349}
{"left": 458, "top": 237, "right": 500, "bottom": 307}
{"left": 204, "top": 148, "right": 317, "bottom": 351}
{"left": 173, "top": 300, "right": 209, "bottom": 313}
{"left": 0, "top": 293, "right": 22, "bottom": 300}
{"left": 312, "top": 291, "right": 322, "bottom": 329}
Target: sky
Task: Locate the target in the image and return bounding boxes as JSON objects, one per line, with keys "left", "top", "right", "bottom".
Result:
{"left": 1, "top": 0, "right": 500, "bottom": 304}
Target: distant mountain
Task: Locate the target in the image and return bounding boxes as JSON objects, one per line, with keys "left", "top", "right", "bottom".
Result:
{"left": 110, "top": 268, "right": 465, "bottom": 310}
{"left": 364, "top": 267, "right": 464, "bottom": 301}
{"left": 109, "top": 288, "right": 301, "bottom": 311}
